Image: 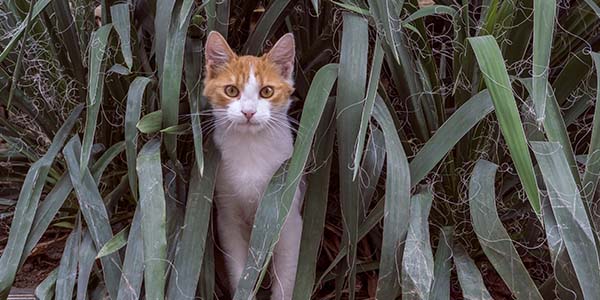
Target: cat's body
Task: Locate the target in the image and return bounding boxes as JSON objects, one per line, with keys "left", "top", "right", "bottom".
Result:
{"left": 203, "top": 31, "right": 303, "bottom": 300}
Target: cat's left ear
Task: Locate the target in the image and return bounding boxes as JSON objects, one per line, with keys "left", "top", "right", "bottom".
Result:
{"left": 266, "top": 33, "right": 295, "bottom": 80}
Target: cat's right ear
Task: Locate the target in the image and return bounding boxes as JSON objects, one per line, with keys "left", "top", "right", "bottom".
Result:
{"left": 205, "top": 31, "right": 235, "bottom": 76}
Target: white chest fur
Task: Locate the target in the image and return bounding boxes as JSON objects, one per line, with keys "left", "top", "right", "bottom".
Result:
{"left": 213, "top": 124, "right": 293, "bottom": 220}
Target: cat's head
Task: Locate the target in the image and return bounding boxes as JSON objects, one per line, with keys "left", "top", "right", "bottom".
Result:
{"left": 203, "top": 31, "right": 295, "bottom": 134}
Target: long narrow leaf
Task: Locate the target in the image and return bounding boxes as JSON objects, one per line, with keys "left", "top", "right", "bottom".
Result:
{"left": 469, "top": 159, "right": 542, "bottom": 299}
{"left": 374, "top": 97, "right": 411, "bottom": 300}
{"left": 401, "top": 190, "right": 433, "bottom": 300}
{"left": 137, "top": 139, "right": 168, "bottom": 300}
{"left": 469, "top": 35, "right": 541, "bottom": 214}
{"left": 166, "top": 143, "right": 219, "bottom": 299}
{"left": 335, "top": 13, "right": 368, "bottom": 299}
{"left": 116, "top": 204, "right": 145, "bottom": 300}
{"left": 55, "top": 216, "right": 81, "bottom": 300}
{"left": 111, "top": 3, "right": 133, "bottom": 70}
{"left": 0, "top": 104, "right": 82, "bottom": 298}
{"left": 453, "top": 245, "right": 493, "bottom": 300}
{"left": 531, "top": 0, "right": 557, "bottom": 122}
{"left": 125, "top": 76, "right": 152, "bottom": 201}
{"left": 429, "top": 227, "right": 453, "bottom": 300}
{"left": 77, "top": 232, "right": 96, "bottom": 300}
{"left": 532, "top": 141, "right": 600, "bottom": 299}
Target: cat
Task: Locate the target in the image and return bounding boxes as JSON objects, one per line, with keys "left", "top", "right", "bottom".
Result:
{"left": 203, "top": 31, "right": 304, "bottom": 300}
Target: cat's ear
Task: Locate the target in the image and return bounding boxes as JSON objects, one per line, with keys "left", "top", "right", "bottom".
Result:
{"left": 205, "top": 31, "right": 235, "bottom": 75}
{"left": 266, "top": 33, "right": 295, "bottom": 80}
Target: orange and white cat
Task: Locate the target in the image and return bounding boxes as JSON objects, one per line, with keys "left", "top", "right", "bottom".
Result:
{"left": 203, "top": 31, "right": 303, "bottom": 300}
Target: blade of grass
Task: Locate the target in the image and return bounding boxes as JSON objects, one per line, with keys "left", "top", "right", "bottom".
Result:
{"left": 77, "top": 232, "right": 96, "bottom": 300}
{"left": 410, "top": 90, "right": 493, "bottom": 183}
{"left": 137, "top": 139, "right": 168, "bottom": 300}
{"left": 402, "top": 4, "right": 457, "bottom": 23}
{"left": 469, "top": 35, "right": 541, "bottom": 214}
{"left": 184, "top": 38, "right": 205, "bottom": 175}
{"left": 125, "top": 76, "right": 152, "bottom": 201}
{"left": 401, "top": 190, "right": 434, "bottom": 300}
{"left": 582, "top": 52, "right": 600, "bottom": 203}
{"left": 55, "top": 216, "right": 81, "bottom": 300}
{"left": 116, "top": 203, "right": 144, "bottom": 300}
{"left": 518, "top": 78, "right": 579, "bottom": 184}
{"left": 161, "top": 0, "right": 194, "bottom": 161}
{"left": 110, "top": 3, "right": 133, "bottom": 70}
{"left": 34, "top": 269, "right": 58, "bottom": 300}
{"left": 429, "top": 227, "right": 453, "bottom": 300}
{"left": 453, "top": 244, "right": 493, "bottom": 300}
{"left": 532, "top": 141, "right": 600, "bottom": 299}
{"left": 0, "top": 104, "right": 82, "bottom": 298}
{"left": 352, "top": 37, "right": 384, "bottom": 180}
{"left": 154, "top": 0, "right": 175, "bottom": 75}
{"left": 22, "top": 140, "right": 124, "bottom": 265}
{"left": 335, "top": 13, "right": 368, "bottom": 299}
{"left": 373, "top": 97, "right": 411, "bottom": 300}
{"left": 234, "top": 63, "right": 338, "bottom": 300}
{"left": 51, "top": 0, "right": 85, "bottom": 87}
{"left": 166, "top": 143, "right": 219, "bottom": 299}
{"left": 64, "top": 137, "right": 122, "bottom": 299}
{"left": 80, "top": 24, "right": 112, "bottom": 171}
{"left": 96, "top": 226, "right": 129, "bottom": 259}
{"left": 292, "top": 98, "right": 336, "bottom": 300}
{"left": 243, "top": 0, "right": 295, "bottom": 54}
{"left": 469, "top": 159, "right": 543, "bottom": 299}
{"left": 541, "top": 196, "right": 584, "bottom": 299}
{"left": 205, "top": 0, "right": 229, "bottom": 38}
{"left": 359, "top": 127, "right": 385, "bottom": 220}
{"left": 531, "top": 0, "right": 556, "bottom": 122}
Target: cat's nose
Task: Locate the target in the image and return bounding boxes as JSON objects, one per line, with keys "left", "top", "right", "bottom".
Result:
{"left": 242, "top": 110, "right": 256, "bottom": 121}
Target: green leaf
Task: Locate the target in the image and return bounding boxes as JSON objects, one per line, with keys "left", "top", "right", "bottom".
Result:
{"left": 374, "top": 97, "right": 411, "bottom": 300}
{"left": 541, "top": 196, "right": 583, "bottom": 299}
{"left": 532, "top": 141, "right": 600, "bottom": 299}
{"left": 137, "top": 110, "right": 163, "bottom": 133}
{"left": 23, "top": 139, "right": 124, "bottom": 266}
{"left": 154, "top": 0, "right": 175, "bottom": 75}
{"left": 77, "top": 232, "right": 96, "bottom": 300}
{"left": 469, "top": 35, "right": 541, "bottom": 214}
{"left": 96, "top": 226, "right": 129, "bottom": 259}
{"left": 126, "top": 76, "right": 152, "bottom": 201}
{"left": 81, "top": 24, "right": 112, "bottom": 170}
{"left": 292, "top": 98, "right": 336, "bottom": 300}
{"left": 116, "top": 204, "right": 145, "bottom": 300}
{"left": 331, "top": 1, "right": 370, "bottom": 15}
{"left": 453, "top": 244, "right": 493, "bottom": 300}
{"left": 335, "top": 13, "right": 368, "bottom": 299}
{"left": 518, "top": 78, "right": 579, "bottom": 183}
{"left": 234, "top": 63, "right": 338, "bottom": 300}
{"left": 110, "top": 3, "right": 133, "bottom": 70}
{"left": 161, "top": 0, "right": 194, "bottom": 161}
{"left": 401, "top": 190, "right": 434, "bottom": 300}
{"left": 582, "top": 52, "right": 600, "bottom": 203}
{"left": 55, "top": 217, "right": 81, "bottom": 300}
{"left": 35, "top": 269, "right": 58, "bottom": 300}
{"left": 0, "top": 104, "right": 82, "bottom": 298}
{"left": 531, "top": 0, "right": 557, "bottom": 122}
{"left": 410, "top": 90, "right": 494, "bottom": 184}
{"left": 429, "top": 227, "right": 453, "bottom": 300}
{"left": 352, "top": 37, "right": 384, "bottom": 180}
{"left": 166, "top": 143, "right": 219, "bottom": 299}
{"left": 402, "top": 5, "right": 457, "bottom": 23}
{"left": 242, "top": 0, "right": 295, "bottom": 54}
{"left": 64, "top": 137, "right": 122, "bottom": 299}
{"left": 184, "top": 38, "right": 205, "bottom": 175}
{"left": 7, "top": 0, "right": 36, "bottom": 110}
{"left": 137, "top": 139, "right": 168, "bottom": 300}
{"left": 469, "top": 160, "right": 542, "bottom": 299}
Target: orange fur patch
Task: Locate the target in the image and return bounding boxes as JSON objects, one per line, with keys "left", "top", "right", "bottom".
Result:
{"left": 203, "top": 55, "right": 294, "bottom": 108}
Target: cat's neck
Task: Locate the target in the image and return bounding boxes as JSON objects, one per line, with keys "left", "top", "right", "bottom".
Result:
{"left": 213, "top": 119, "right": 294, "bottom": 162}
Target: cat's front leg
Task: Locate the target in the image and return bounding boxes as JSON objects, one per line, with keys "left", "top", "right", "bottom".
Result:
{"left": 217, "top": 208, "right": 251, "bottom": 295}
{"left": 271, "top": 209, "right": 302, "bottom": 300}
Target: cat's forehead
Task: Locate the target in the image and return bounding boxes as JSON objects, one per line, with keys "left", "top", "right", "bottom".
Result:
{"left": 221, "top": 55, "right": 283, "bottom": 82}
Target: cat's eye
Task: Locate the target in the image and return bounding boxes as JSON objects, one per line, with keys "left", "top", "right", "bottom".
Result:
{"left": 260, "top": 86, "right": 274, "bottom": 98}
{"left": 224, "top": 85, "right": 239, "bottom": 97}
